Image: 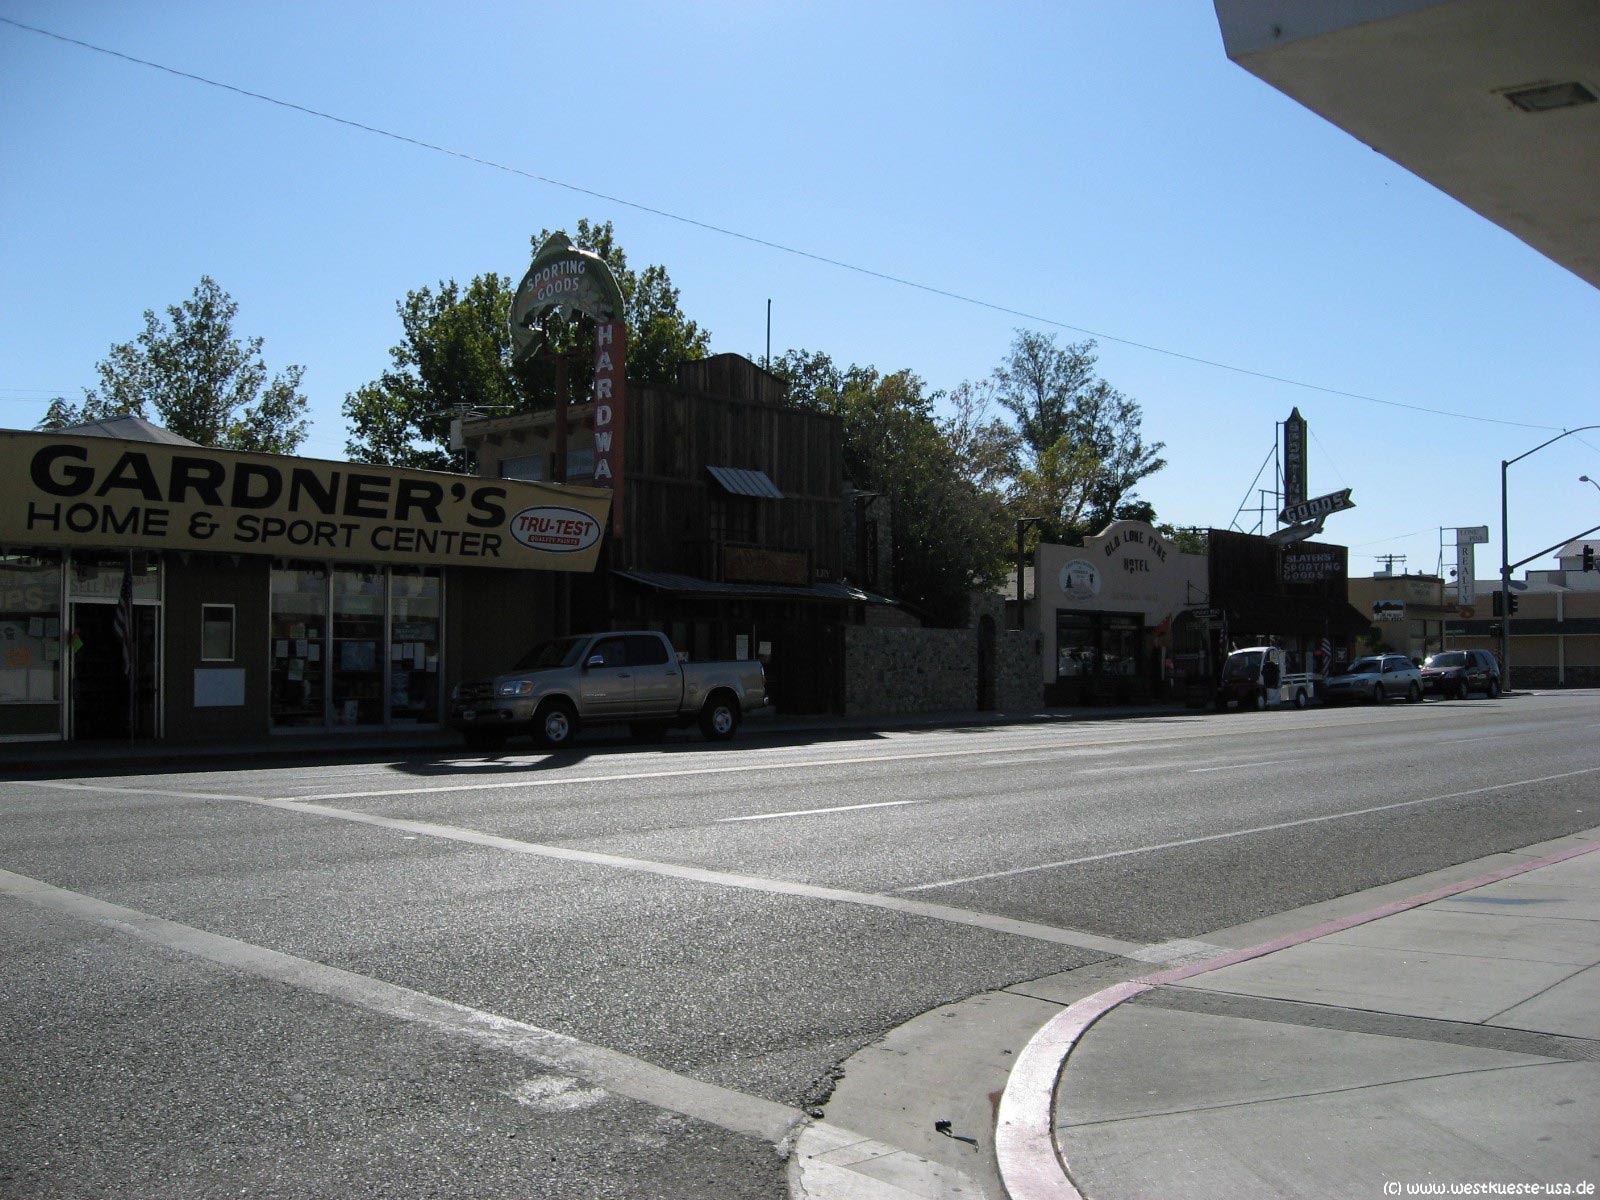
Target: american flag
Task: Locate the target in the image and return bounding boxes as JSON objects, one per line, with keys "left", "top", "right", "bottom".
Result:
{"left": 1318, "top": 635, "right": 1333, "bottom": 665}
{"left": 113, "top": 558, "right": 135, "bottom": 679}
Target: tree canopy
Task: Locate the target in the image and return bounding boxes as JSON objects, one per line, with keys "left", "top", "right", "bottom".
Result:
{"left": 41, "top": 277, "right": 309, "bottom": 453}
{"left": 991, "top": 330, "right": 1166, "bottom": 543}
{"left": 343, "top": 219, "right": 708, "bottom": 469}
{"left": 775, "top": 350, "right": 1010, "bottom": 626}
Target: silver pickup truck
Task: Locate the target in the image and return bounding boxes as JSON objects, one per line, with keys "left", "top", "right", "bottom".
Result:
{"left": 449, "top": 630, "right": 767, "bottom": 750}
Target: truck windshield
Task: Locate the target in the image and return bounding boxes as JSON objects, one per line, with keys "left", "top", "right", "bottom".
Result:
{"left": 513, "top": 637, "right": 587, "bottom": 671}
{"left": 1222, "top": 651, "right": 1263, "bottom": 681}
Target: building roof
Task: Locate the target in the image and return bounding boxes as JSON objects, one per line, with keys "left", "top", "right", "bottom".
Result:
{"left": 1555, "top": 535, "right": 1599, "bottom": 559}
{"left": 54, "top": 415, "right": 201, "bottom": 445}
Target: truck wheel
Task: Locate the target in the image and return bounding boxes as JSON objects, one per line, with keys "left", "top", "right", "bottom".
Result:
{"left": 462, "top": 728, "right": 507, "bottom": 752}
{"left": 1293, "top": 688, "right": 1308, "bottom": 709}
{"left": 1252, "top": 690, "right": 1267, "bottom": 711}
{"left": 699, "top": 693, "right": 740, "bottom": 741}
{"left": 535, "top": 699, "right": 579, "bottom": 749}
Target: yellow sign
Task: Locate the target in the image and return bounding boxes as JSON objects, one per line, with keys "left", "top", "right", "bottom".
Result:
{"left": 0, "top": 432, "right": 611, "bottom": 572}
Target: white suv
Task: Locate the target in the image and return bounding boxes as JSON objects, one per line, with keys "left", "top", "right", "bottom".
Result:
{"left": 1324, "top": 654, "right": 1423, "bottom": 705}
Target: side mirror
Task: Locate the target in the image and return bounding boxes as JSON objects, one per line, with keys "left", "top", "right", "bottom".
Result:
{"left": 586, "top": 654, "right": 606, "bottom": 669}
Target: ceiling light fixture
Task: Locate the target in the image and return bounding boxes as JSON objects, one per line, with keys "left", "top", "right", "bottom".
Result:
{"left": 1501, "top": 81, "right": 1598, "bottom": 113}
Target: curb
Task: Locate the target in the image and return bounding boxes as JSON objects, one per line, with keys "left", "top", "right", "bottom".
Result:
{"left": 993, "top": 837, "right": 1600, "bottom": 1200}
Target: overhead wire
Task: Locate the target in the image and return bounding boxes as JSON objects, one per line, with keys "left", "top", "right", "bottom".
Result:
{"left": 1, "top": 15, "right": 1578, "bottom": 437}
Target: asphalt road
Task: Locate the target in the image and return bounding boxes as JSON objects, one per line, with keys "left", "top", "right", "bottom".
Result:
{"left": 3, "top": 690, "right": 1596, "bottom": 1198}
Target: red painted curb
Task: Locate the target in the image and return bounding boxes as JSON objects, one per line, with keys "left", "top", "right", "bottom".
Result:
{"left": 994, "top": 838, "right": 1600, "bottom": 1200}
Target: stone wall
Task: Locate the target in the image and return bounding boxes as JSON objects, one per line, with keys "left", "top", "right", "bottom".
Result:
{"left": 842, "top": 592, "right": 1043, "bottom": 716}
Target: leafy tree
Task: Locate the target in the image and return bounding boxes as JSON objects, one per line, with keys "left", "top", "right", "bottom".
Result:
{"left": 344, "top": 219, "right": 709, "bottom": 469}
{"left": 72, "top": 277, "right": 309, "bottom": 453}
{"left": 35, "top": 397, "right": 83, "bottom": 431}
{"left": 991, "top": 330, "right": 1165, "bottom": 538}
{"left": 775, "top": 351, "right": 1009, "bottom": 625}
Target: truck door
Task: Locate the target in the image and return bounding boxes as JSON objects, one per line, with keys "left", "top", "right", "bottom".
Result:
{"left": 578, "top": 635, "right": 634, "bottom": 718}
{"left": 626, "top": 634, "right": 681, "bottom": 716}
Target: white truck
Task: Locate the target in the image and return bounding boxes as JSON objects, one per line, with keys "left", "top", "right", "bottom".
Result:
{"left": 449, "top": 630, "right": 768, "bottom": 750}
{"left": 1214, "top": 645, "right": 1319, "bottom": 711}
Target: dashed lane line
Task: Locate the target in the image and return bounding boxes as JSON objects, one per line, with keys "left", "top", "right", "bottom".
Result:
{"left": 895, "top": 765, "right": 1600, "bottom": 894}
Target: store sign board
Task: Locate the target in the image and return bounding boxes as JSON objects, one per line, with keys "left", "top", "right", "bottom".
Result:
{"left": 1283, "top": 408, "right": 1307, "bottom": 510}
{"left": 1280, "top": 488, "right": 1354, "bottom": 527}
{"left": 1373, "top": 599, "right": 1405, "bottom": 622}
{"left": 1455, "top": 526, "right": 1488, "bottom": 605}
{"left": 0, "top": 432, "right": 612, "bottom": 572}
{"left": 1281, "top": 547, "right": 1340, "bottom": 584}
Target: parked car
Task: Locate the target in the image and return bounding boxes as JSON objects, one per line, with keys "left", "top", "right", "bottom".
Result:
{"left": 1420, "top": 649, "right": 1501, "bottom": 699}
{"left": 1323, "top": 654, "right": 1423, "bottom": 705}
{"left": 450, "top": 631, "right": 767, "bottom": 750}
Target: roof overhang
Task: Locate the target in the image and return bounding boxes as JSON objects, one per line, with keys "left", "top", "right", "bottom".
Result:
{"left": 1215, "top": 0, "right": 1600, "bottom": 289}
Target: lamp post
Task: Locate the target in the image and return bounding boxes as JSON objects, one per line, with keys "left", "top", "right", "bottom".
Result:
{"left": 1582, "top": 475, "right": 1600, "bottom": 496}
{"left": 1015, "top": 517, "right": 1044, "bottom": 632}
{"left": 1499, "top": 426, "right": 1600, "bottom": 690}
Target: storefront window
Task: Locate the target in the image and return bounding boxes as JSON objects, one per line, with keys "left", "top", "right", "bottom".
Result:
{"left": 0, "top": 553, "right": 64, "bottom": 718}
{"left": 270, "top": 563, "right": 328, "bottom": 728}
{"left": 271, "top": 563, "right": 442, "bottom": 730}
{"left": 388, "top": 568, "right": 440, "bottom": 725}
{"left": 332, "top": 567, "right": 384, "bottom": 727}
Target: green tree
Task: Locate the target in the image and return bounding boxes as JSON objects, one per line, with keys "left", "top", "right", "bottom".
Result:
{"left": 77, "top": 277, "right": 309, "bottom": 452}
{"left": 344, "top": 219, "right": 709, "bottom": 469}
{"left": 992, "top": 330, "right": 1165, "bottom": 538}
{"left": 776, "top": 351, "right": 1009, "bottom": 626}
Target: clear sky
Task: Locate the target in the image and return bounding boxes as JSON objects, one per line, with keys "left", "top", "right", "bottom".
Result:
{"left": 3, "top": 2, "right": 1597, "bottom": 586}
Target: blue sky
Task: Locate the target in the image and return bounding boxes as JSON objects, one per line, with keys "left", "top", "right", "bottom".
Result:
{"left": 3, "top": 2, "right": 1597, "bottom": 583}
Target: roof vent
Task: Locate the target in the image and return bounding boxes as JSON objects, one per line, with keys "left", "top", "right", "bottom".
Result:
{"left": 1501, "top": 81, "right": 1597, "bottom": 113}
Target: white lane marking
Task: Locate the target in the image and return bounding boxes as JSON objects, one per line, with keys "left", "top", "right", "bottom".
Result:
{"left": 1188, "top": 759, "right": 1291, "bottom": 774}
{"left": 186, "top": 790, "right": 1154, "bottom": 958}
{"left": 895, "top": 765, "right": 1600, "bottom": 894}
{"left": 22, "top": 781, "right": 256, "bottom": 802}
{"left": 0, "top": 867, "right": 986, "bottom": 1198}
{"left": 719, "top": 799, "right": 921, "bottom": 823}
{"left": 0, "top": 866, "right": 797, "bottom": 1144}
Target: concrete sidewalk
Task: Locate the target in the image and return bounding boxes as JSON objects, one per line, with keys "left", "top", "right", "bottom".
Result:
{"left": 796, "top": 831, "right": 1600, "bottom": 1200}
{"left": 1024, "top": 832, "right": 1600, "bottom": 1199}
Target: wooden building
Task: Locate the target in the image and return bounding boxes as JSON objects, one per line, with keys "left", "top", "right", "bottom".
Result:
{"left": 462, "top": 354, "right": 897, "bottom": 712}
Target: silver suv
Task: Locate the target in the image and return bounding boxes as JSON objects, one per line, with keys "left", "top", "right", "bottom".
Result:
{"left": 1324, "top": 653, "right": 1423, "bottom": 705}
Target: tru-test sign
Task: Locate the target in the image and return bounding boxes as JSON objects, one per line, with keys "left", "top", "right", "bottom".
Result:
{"left": 0, "top": 432, "right": 612, "bottom": 572}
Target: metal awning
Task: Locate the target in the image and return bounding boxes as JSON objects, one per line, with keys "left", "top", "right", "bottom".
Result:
{"left": 614, "top": 569, "right": 896, "bottom": 606}
{"left": 706, "top": 466, "right": 784, "bottom": 500}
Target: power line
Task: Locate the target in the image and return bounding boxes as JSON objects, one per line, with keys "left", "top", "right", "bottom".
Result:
{"left": 0, "top": 15, "right": 1576, "bottom": 435}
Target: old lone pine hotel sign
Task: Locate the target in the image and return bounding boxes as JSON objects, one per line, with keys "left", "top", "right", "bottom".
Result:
{"left": 0, "top": 432, "right": 612, "bottom": 572}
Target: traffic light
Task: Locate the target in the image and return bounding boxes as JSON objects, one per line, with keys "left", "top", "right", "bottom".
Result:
{"left": 1508, "top": 592, "right": 1520, "bottom": 615}
{"left": 1585, "top": 544, "right": 1596, "bottom": 572}
{"left": 1492, "top": 591, "right": 1504, "bottom": 616}
{"left": 1489, "top": 623, "right": 1502, "bottom": 639}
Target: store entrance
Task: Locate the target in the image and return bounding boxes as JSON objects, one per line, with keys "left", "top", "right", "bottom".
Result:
{"left": 69, "top": 603, "right": 158, "bottom": 740}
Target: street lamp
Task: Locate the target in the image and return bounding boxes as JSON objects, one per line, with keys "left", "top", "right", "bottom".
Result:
{"left": 1581, "top": 475, "right": 1600, "bottom": 496}
{"left": 1500, "top": 426, "right": 1600, "bottom": 690}
{"left": 1015, "top": 517, "right": 1044, "bottom": 632}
